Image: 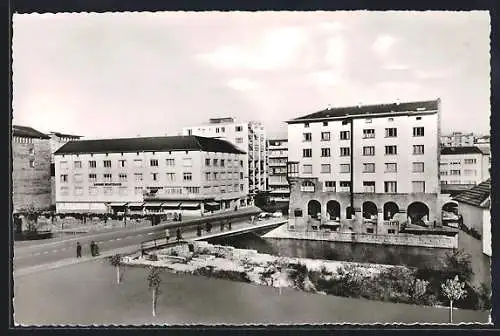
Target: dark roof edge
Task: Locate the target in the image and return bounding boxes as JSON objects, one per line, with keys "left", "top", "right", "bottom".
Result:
{"left": 285, "top": 110, "right": 438, "bottom": 124}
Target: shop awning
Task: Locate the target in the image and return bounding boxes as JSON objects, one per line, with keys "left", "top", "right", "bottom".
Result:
{"left": 127, "top": 202, "right": 144, "bottom": 207}
{"left": 108, "top": 203, "right": 127, "bottom": 207}
{"left": 161, "top": 201, "right": 181, "bottom": 208}
{"left": 180, "top": 201, "right": 201, "bottom": 208}
{"left": 144, "top": 201, "right": 163, "bottom": 207}
{"left": 205, "top": 202, "right": 220, "bottom": 207}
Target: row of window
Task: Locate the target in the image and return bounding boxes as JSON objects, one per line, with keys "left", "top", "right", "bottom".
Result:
{"left": 303, "top": 116, "right": 423, "bottom": 128}
{"left": 301, "top": 162, "right": 425, "bottom": 174}
{"left": 302, "top": 145, "right": 425, "bottom": 158}
{"left": 61, "top": 171, "right": 245, "bottom": 183}
{"left": 440, "top": 169, "right": 478, "bottom": 176}
{"left": 302, "top": 180, "right": 425, "bottom": 193}
{"left": 441, "top": 159, "right": 479, "bottom": 165}
{"left": 302, "top": 127, "right": 425, "bottom": 142}
{"left": 60, "top": 184, "right": 245, "bottom": 196}
{"left": 205, "top": 158, "right": 244, "bottom": 167}
{"left": 186, "top": 125, "right": 245, "bottom": 135}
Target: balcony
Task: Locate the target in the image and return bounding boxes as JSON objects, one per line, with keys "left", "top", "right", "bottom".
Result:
{"left": 323, "top": 186, "right": 336, "bottom": 192}
{"left": 337, "top": 187, "right": 350, "bottom": 192}
{"left": 300, "top": 186, "right": 315, "bottom": 192}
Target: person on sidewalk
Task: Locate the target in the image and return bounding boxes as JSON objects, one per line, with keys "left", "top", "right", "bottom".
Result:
{"left": 176, "top": 228, "right": 182, "bottom": 242}
{"left": 228, "top": 220, "right": 232, "bottom": 230}
{"left": 90, "top": 241, "right": 96, "bottom": 257}
{"left": 76, "top": 242, "right": 82, "bottom": 258}
{"left": 165, "top": 228, "right": 170, "bottom": 242}
{"left": 220, "top": 221, "right": 224, "bottom": 232}
{"left": 197, "top": 225, "right": 202, "bottom": 237}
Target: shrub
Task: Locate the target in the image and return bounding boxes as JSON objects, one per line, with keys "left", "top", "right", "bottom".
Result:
{"left": 147, "top": 254, "right": 158, "bottom": 261}
{"left": 444, "top": 249, "right": 474, "bottom": 282}
{"left": 476, "top": 282, "right": 492, "bottom": 310}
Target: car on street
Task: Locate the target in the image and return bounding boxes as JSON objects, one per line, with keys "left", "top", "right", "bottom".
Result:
{"left": 257, "top": 212, "right": 272, "bottom": 220}
{"left": 272, "top": 211, "right": 283, "bottom": 218}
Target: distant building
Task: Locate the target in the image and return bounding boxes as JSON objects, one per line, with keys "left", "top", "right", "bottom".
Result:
{"left": 182, "top": 117, "right": 267, "bottom": 202}
{"left": 54, "top": 135, "right": 248, "bottom": 216}
{"left": 12, "top": 125, "right": 52, "bottom": 213}
{"left": 453, "top": 179, "right": 491, "bottom": 256}
{"left": 286, "top": 99, "right": 444, "bottom": 235}
{"left": 49, "top": 132, "right": 83, "bottom": 207}
{"left": 440, "top": 132, "right": 475, "bottom": 147}
{"left": 267, "top": 139, "right": 289, "bottom": 204}
{"left": 440, "top": 147, "right": 490, "bottom": 195}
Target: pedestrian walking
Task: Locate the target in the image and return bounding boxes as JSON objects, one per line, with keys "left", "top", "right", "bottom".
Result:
{"left": 206, "top": 222, "right": 212, "bottom": 233}
{"left": 176, "top": 227, "right": 182, "bottom": 242}
{"left": 90, "top": 241, "right": 96, "bottom": 257}
{"left": 197, "top": 225, "right": 202, "bottom": 237}
{"left": 220, "top": 221, "right": 224, "bottom": 231}
{"left": 165, "top": 228, "right": 170, "bottom": 241}
{"left": 178, "top": 213, "right": 182, "bottom": 221}
{"left": 228, "top": 220, "right": 232, "bottom": 230}
{"left": 76, "top": 242, "right": 82, "bottom": 258}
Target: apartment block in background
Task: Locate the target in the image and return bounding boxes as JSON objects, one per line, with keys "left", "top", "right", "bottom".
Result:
{"left": 54, "top": 135, "right": 248, "bottom": 216}
{"left": 12, "top": 125, "right": 52, "bottom": 212}
{"left": 182, "top": 117, "right": 267, "bottom": 203}
{"left": 286, "top": 99, "right": 448, "bottom": 235}
{"left": 440, "top": 131, "right": 475, "bottom": 147}
{"left": 267, "top": 139, "right": 289, "bottom": 204}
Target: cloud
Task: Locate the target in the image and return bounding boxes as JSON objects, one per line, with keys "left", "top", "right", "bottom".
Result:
{"left": 324, "top": 36, "right": 346, "bottom": 68}
{"left": 373, "top": 34, "right": 397, "bottom": 56}
{"left": 227, "top": 78, "right": 259, "bottom": 91}
{"left": 308, "top": 70, "right": 342, "bottom": 88}
{"left": 382, "top": 63, "right": 410, "bottom": 70}
{"left": 199, "top": 26, "right": 307, "bottom": 71}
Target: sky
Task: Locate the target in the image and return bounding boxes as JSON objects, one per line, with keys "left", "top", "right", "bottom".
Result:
{"left": 12, "top": 11, "right": 491, "bottom": 140}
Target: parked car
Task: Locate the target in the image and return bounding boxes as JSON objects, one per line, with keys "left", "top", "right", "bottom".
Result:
{"left": 272, "top": 211, "right": 283, "bottom": 218}
{"left": 258, "top": 212, "right": 271, "bottom": 220}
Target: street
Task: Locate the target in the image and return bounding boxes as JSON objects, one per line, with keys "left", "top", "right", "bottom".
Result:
{"left": 13, "top": 207, "right": 264, "bottom": 273}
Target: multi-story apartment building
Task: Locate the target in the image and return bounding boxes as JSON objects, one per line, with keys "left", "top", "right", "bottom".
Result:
{"left": 54, "top": 135, "right": 248, "bottom": 216}
{"left": 49, "top": 131, "right": 83, "bottom": 207}
{"left": 182, "top": 117, "right": 267, "bottom": 202}
{"left": 286, "top": 99, "right": 444, "bottom": 235}
{"left": 12, "top": 125, "right": 52, "bottom": 213}
{"left": 440, "top": 132, "right": 475, "bottom": 147}
{"left": 440, "top": 146, "right": 490, "bottom": 189}
{"left": 267, "top": 139, "right": 289, "bottom": 204}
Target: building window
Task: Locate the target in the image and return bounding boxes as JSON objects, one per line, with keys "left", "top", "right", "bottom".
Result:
{"left": 89, "top": 187, "right": 98, "bottom": 196}
{"left": 72, "top": 174, "right": 82, "bottom": 183}
{"left": 367, "top": 228, "right": 374, "bottom": 234}
{"left": 240, "top": 184, "right": 244, "bottom": 191}
{"left": 363, "top": 129, "right": 375, "bottom": 138}
{"left": 363, "top": 146, "right": 375, "bottom": 156}
{"left": 205, "top": 172, "right": 211, "bottom": 181}
{"left": 413, "top": 127, "right": 425, "bottom": 137}
{"left": 134, "top": 173, "right": 143, "bottom": 181}
{"left": 60, "top": 161, "right": 68, "bottom": 169}
{"left": 413, "top": 145, "right": 424, "bottom": 155}
{"left": 303, "top": 133, "right": 312, "bottom": 142}
{"left": 187, "top": 129, "right": 192, "bottom": 135}
{"left": 385, "top": 128, "right": 397, "bottom": 138}
{"left": 134, "top": 159, "right": 142, "bottom": 167}
{"left": 205, "top": 158, "right": 211, "bottom": 166}
{"left": 235, "top": 126, "right": 243, "bottom": 132}
{"left": 89, "top": 160, "right": 97, "bottom": 168}
{"left": 388, "top": 117, "right": 394, "bottom": 122}
{"left": 340, "top": 147, "right": 350, "bottom": 157}
{"left": 103, "top": 173, "right": 112, "bottom": 182}
{"left": 325, "top": 181, "right": 336, "bottom": 188}
{"left": 60, "top": 186, "right": 69, "bottom": 196}
{"left": 89, "top": 173, "right": 97, "bottom": 182}
{"left": 151, "top": 173, "right": 158, "bottom": 181}
{"left": 216, "top": 128, "right": 220, "bottom": 133}
{"left": 321, "top": 148, "right": 331, "bottom": 157}
{"left": 119, "top": 160, "right": 126, "bottom": 168}
{"left": 221, "top": 127, "right": 225, "bottom": 133}
{"left": 340, "top": 131, "right": 350, "bottom": 140}
{"left": 363, "top": 181, "right": 375, "bottom": 193}
{"left": 363, "top": 163, "right": 375, "bottom": 173}
{"left": 119, "top": 173, "right": 127, "bottom": 182}
{"left": 412, "top": 181, "right": 425, "bottom": 193}
{"left": 340, "top": 164, "right": 350, "bottom": 173}
{"left": 29, "top": 159, "right": 35, "bottom": 168}
{"left": 167, "top": 173, "right": 176, "bottom": 181}
{"left": 163, "top": 159, "right": 174, "bottom": 167}
{"left": 304, "top": 122, "right": 310, "bottom": 128}
{"left": 236, "top": 137, "right": 244, "bottom": 144}
{"left": 385, "top": 146, "right": 397, "bottom": 155}
{"left": 213, "top": 159, "right": 218, "bottom": 166}
{"left": 464, "top": 169, "right": 477, "bottom": 176}
{"left": 450, "top": 170, "right": 461, "bottom": 176}
{"left": 134, "top": 187, "right": 142, "bottom": 195}
{"left": 150, "top": 159, "right": 159, "bottom": 167}
{"left": 104, "top": 160, "right": 112, "bottom": 168}
{"left": 388, "top": 229, "right": 396, "bottom": 234}
{"left": 74, "top": 161, "right": 82, "bottom": 169}
{"left": 303, "top": 148, "right": 312, "bottom": 158}
{"left": 221, "top": 159, "right": 225, "bottom": 167}
{"left": 384, "top": 181, "right": 397, "bottom": 193}
{"left": 213, "top": 172, "right": 218, "bottom": 180}
{"left": 302, "top": 164, "right": 313, "bottom": 174}
{"left": 323, "top": 121, "right": 328, "bottom": 126}
{"left": 60, "top": 174, "right": 68, "bottom": 183}
{"left": 385, "top": 163, "right": 397, "bottom": 173}
{"left": 240, "top": 160, "right": 244, "bottom": 167}
{"left": 321, "top": 164, "right": 331, "bottom": 173}
{"left": 464, "top": 158, "right": 477, "bottom": 164}
{"left": 183, "top": 172, "right": 192, "bottom": 181}
{"left": 321, "top": 132, "right": 330, "bottom": 141}
{"left": 183, "top": 158, "right": 193, "bottom": 167}
{"left": 339, "top": 181, "right": 351, "bottom": 188}
{"left": 412, "top": 162, "right": 424, "bottom": 173}
{"left": 103, "top": 187, "right": 113, "bottom": 195}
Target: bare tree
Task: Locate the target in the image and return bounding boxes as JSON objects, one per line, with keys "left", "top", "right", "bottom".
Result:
{"left": 147, "top": 266, "right": 163, "bottom": 317}
{"left": 107, "top": 254, "right": 123, "bottom": 284}
{"left": 441, "top": 275, "right": 467, "bottom": 323}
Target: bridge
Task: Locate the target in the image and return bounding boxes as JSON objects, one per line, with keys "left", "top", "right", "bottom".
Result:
{"left": 140, "top": 218, "right": 286, "bottom": 254}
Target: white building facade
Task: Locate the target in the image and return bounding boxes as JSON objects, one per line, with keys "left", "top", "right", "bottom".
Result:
{"left": 286, "top": 99, "right": 444, "bottom": 235}
{"left": 440, "top": 132, "right": 475, "bottom": 147}
{"left": 182, "top": 117, "right": 267, "bottom": 201}
{"left": 267, "top": 139, "right": 289, "bottom": 203}
{"left": 54, "top": 135, "right": 248, "bottom": 216}
{"left": 440, "top": 147, "right": 490, "bottom": 187}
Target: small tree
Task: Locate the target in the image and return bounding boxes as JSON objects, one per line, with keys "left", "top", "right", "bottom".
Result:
{"left": 24, "top": 204, "right": 40, "bottom": 233}
{"left": 441, "top": 275, "right": 467, "bottom": 323}
{"left": 147, "top": 266, "right": 163, "bottom": 317}
{"left": 108, "top": 254, "right": 123, "bottom": 284}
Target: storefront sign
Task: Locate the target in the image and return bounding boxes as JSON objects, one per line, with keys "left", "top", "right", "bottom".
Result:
{"left": 94, "top": 183, "right": 122, "bottom": 186}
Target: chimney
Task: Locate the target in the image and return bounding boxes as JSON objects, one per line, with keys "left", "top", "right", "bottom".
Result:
{"left": 396, "top": 98, "right": 400, "bottom": 105}
{"left": 357, "top": 102, "right": 363, "bottom": 108}
{"left": 327, "top": 104, "right": 332, "bottom": 110}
